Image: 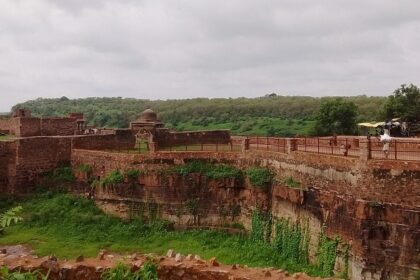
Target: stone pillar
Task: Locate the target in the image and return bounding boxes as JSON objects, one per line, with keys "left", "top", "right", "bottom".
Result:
{"left": 359, "top": 136, "right": 371, "bottom": 160}
{"left": 241, "top": 138, "right": 250, "bottom": 153}
{"left": 286, "top": 138, "right": 297, "bottom": 154}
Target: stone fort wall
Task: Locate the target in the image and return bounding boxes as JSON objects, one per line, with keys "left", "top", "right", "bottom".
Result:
{"left": 70, "top": 149, "right": 420, "bottom": 280}
{"left": 0, "top": 133, "right": 419, "bottom": 279}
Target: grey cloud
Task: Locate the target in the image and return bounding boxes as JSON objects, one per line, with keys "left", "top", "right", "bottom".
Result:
{"left": 0, "top": 0, "right": 420, "bottom": 111}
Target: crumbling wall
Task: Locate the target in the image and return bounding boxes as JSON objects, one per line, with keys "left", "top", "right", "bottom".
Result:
{"left": 0, "top": 117, "right": 12, "bottom": 134}
{"left": 154, "top": 129, "right": 231, "bottom": 147}
{"left": 11, "top": 137, "right": 72, "bottom": 193}
{"left": 72, "top": 130, "right": 135, "bottom": 151}
{"left": 40, "top": 117, "right": 77, "bottom": 136}
{"left": 0, "top": 141, "right": 16, "bottom": 193}
{"left": 71, "top": 149, "right": 420, "bottom": 280}
{"left": 16, "top": 118, "right": 41, "bottom": 137}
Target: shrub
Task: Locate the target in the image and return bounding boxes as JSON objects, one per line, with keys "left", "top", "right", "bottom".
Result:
{"left": 46, "top": 167, "right": 75, "bottom": 183}
{"left": 245, "top": 167, "right": 272, "bottom": 187}
{"left": 0, "top": 206, "right": 23, "bottom": 233}
{"left": 315, "top": 229, "right": 339, "bottom": 277}
{"left": 172, "top": 161, "right": 242, "bottom": 180}
{"left": 100, "top": 170, "right": 124, "bottom": 186}
{"left": 124, "top": 169, "right": 142, "bottom": 181}
{"left": 101, "top": 261, "right": 158, "bottom": 280}
{"left": 283, "top": 176, "right": 301, "bottom": 188}
{"left": 76, "top": 164, "right": 92, "bottom": 173}
{"left": 0, "top": 267, "right": 48, "bottom": 280}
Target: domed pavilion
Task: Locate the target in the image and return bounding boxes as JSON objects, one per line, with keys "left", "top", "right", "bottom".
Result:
{"left": 130, "top": 108, "right": 164, "bottom": 133}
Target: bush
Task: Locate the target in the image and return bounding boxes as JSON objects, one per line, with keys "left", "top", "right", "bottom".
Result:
{"left": 172, "top": 161, "right": 242, "bottom": 180}
{"left": 0, "top": 267, "right": 48, "bottom": 280}
{"left": 46, "top": 167, "right": 75, "bottom": 183}
{"left": 100, "top": 170, "right": 124, "bottom": 186}
{"left": 283, "top": 177, "right": 301, "bottom": 188}
{"left": 245, "top": 168, "right": 272, "bottom": 187}
{"left": 124, "top": 169, "right": 142, "bottom": 181}
{"left": 76, "top": 164, "right": 92, "bottom": 173}
{"left": 101, "top": 261, "right": 158, "bottom": 280}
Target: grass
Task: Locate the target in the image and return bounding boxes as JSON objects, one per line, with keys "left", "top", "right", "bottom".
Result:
{"left": 245, "top": 167, "right": 273, "bottom": 187}
{"left": 0, "top": 135, "right": 14, "bottom": 141}
{"left": 0, "top": 193, "right": 336, "bottom": 277}
{"left": 172, "top": 161, "right": 243, "bottom": 180}
{"left": 283, "top": 176, "right": 302, "bottom": 189}
{"left": 167, "top": 117, "right": 316, "bottom": 137}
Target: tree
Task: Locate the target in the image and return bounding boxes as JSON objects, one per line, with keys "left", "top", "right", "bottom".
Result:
{"left": 314, "top": 99, "right": 358, "bottom": 136}
{"left": 382, "top": 84, "right": 420, "bottom": 122}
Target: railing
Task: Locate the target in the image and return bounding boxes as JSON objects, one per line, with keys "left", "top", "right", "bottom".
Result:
{"left": 106, "top": 136, "right": 420, "bottom": 161}
{"left": 295, "top": 137, "right": 360, "bottom": 157}
{"left": 368, "top": 138, "right": 420, "bottom": 161}
{"left": 159, "top": 142, "right": 242, "bottom": 152}
{"left": 247, "top": 136, "right": 287, "bottom": 153}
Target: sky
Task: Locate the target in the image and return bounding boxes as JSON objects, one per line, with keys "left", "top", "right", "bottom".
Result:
{"left": 0, "top": 0, "right": 419, "bottom": 111}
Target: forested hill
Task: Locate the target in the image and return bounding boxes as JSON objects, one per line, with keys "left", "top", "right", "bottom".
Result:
{"left": 13, "top": 95, "right": 386, "bottom": 136}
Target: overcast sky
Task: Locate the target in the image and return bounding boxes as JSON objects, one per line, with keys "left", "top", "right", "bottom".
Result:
{"left": 0, "top": 0, "right": 419, "bottom": 111}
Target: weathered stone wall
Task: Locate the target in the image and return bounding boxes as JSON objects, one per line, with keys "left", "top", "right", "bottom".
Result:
{"left": 70, "top": 149, "right": 420, "bottom": 280}
{"left": 0, "top": 141, "right": 16, "bottom": 193}
{"left": 72, "top": 130, "right": 135, "bottom": 150}
{"left": 0, "top": 117, "right": 12, "bottom": 134}
{"left": 10, "top": 137, "right": 72, "bottom": 193}
{"left": 40, "top": 117, "right": 78, "bottom": 136}
{"left": 155, "top": 129, "right": 231, "bottom": 147}
{"left": 16, "top": 117, "right": 42, "bottom": 137}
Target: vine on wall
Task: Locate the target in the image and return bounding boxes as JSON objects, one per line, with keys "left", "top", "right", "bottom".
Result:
{"left": 250, "top": 209, "right": 343, "bottom": 277}
{"left": 315, "top": 228, "right": 339, "bottom": 277}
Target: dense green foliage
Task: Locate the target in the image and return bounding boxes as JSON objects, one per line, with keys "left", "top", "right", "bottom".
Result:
{"left": 245, "top": 168, "right": 273, "bottom": 187}
{"left": 100, "top": 170, "right": 124, "bottom": 186}
{"left": 124, "top": 169, "right": 142, "bottom": 181}
{"left": 76, "top": 163, "right": 93, "bottom": 173}
{"left": 315, "top": 230, "right": 339, "bottom": 276}
{"left": 314, "top": 99, "right": 358, "bottom": 136}
{"left": 172, "top": 161, "right": 242, "bottom": 180}
{"left": 45, "top": 167, "right": 75, "bottom": 183}
{"left": 382, "top": 84, "right": 420, "bottom": 122}
{"left": 0, "top": 206, "right": 23, "bottom": 230}
{"left": 0, "top": 194, "right": 342, "bottom": 277}
{"left": 101, "top": 261, "right": 158, "bottom": 280}
{"left": 0, "top": 267, "right": 48, "bottom": 280}
{"left": 273, "top": 218, "right": 310, "bottom": 265}
{"left": 283, "top": 176, "right": 301, "bottom": 188}
{"left": 12, "top": 95, "right": 387, "bottom": 136}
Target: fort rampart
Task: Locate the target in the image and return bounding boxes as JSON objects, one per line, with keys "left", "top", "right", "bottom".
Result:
{"left": 0, "top": 132, "right": 419, "bottom": 280}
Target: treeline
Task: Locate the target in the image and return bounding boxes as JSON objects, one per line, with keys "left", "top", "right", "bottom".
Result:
{"left": 13, "top": 95, "right": 385, "bottom": 130}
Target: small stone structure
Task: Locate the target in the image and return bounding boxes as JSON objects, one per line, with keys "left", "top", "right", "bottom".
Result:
{"left": 130, "top": 108, "right": 164, "bottom": 133}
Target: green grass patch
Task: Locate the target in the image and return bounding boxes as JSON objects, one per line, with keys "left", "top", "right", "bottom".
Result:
{"left": 0, "top": 135, "right": 14, "bottom": 141}
{"left": 102, "top": 261, "right": 158, "bottom": 280}
{"left": 283, "top": 176, "right": 301, "bottom": 189}
{"left": 0, "top": 193, "right": 340, "bottom": 277}
{"left": 100, "top": 170, "right": 124, "bottom": 186}
{"left": 75, "top": 163, "right": 92, "bottom": 173}
{"left": 45, "top": 167, "right": 75, "bottom": 183}
{"left": 172, "top": 161, "right": 242, "bottom": 180}
{"left": 124, "top": 169, "right": 142, "bottom": 181}
{"left": 245, "top": 167, "right": 273, "bottom": 187}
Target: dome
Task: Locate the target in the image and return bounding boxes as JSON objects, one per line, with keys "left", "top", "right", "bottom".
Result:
{"left": 139, "top": 108, "right": 158, "bottom": 122}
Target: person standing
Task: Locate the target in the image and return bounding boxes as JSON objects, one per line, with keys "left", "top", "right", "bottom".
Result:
{"left": 380, "top": 132, "right": 392, "bottom": 159}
